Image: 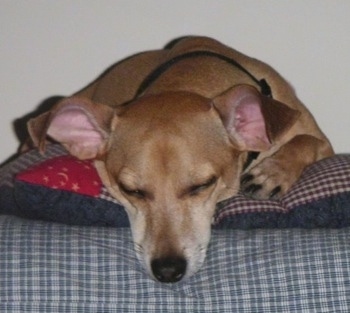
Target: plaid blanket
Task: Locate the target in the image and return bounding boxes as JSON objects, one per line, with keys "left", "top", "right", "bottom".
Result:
{"left": 1, "top": 215, "right": 349, "bottom": 312}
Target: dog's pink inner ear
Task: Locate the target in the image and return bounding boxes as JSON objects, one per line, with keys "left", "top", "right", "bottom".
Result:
{"left": 213, "top": 85, "right": 271, "bottom": 151}
{"left": 48, "top": 105, "right": 108, "bottom": 160}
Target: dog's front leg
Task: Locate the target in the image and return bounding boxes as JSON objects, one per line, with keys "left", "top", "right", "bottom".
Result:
{"left": 240, "top": 134, "right": 333, "bottom": 200}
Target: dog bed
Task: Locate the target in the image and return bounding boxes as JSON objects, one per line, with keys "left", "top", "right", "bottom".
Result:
{"left": 1, "top": 144, "right": 349, "bottom": 228}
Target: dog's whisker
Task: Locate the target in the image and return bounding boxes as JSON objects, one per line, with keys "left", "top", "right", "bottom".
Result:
{"left": 134, "top": 243, "right": 144, "bottom": 255}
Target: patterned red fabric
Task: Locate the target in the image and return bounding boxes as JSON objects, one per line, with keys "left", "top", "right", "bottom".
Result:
{"left": 16, "top": 155, "right": 102, "bottom": 197}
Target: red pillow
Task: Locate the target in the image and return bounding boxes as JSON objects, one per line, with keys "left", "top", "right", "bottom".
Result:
{"left": 17, "top": 155, "right": 102, "bottom": 197}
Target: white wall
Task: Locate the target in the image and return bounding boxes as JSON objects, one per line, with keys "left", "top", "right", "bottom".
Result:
{"left": 1, "top": 1, "right": 349, "bottom": 162}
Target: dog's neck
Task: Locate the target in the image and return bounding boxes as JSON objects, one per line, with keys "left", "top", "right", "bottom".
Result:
{"left": 135, "top": 50, "right": 273, "bottom": 99}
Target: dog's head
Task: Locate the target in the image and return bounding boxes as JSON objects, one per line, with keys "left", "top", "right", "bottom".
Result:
{"left": 28, "top": 85, "right": 297, "bottom": 282}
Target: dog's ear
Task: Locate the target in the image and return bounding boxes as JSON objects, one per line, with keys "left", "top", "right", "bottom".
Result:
{"left": 213, "top": 84, "right": 300, "bottom": 151}
{"left": 27, "top": 97, "right": 115, "bottom": 159}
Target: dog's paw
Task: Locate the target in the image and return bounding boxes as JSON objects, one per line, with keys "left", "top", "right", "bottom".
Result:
{"left": 240, "top": 158, "right": 299, "bottom": 200}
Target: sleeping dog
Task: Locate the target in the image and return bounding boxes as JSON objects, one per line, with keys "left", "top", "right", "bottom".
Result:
{"left": 28, "top": 36, "right": 333, "bottom": 283}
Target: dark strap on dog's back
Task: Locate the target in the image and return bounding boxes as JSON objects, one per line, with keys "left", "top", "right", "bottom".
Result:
{"left": 135, "top": 50, "right": 272, "bottom": 98}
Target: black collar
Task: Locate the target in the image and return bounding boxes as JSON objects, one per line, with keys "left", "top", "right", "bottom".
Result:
{"left": 135, "top": 50, "right": 272, "bottom": 98}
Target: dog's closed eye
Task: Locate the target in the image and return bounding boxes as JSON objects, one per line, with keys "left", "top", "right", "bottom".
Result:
{"left": 119, "top": 182, "right": 149, "bottom": 200}
{"left": 187, "top": 176, "right": 217, "bottom": 197}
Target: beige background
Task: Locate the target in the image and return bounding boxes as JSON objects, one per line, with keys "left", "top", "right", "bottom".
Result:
{"left": 1, "top": 1, "right": 349, "bottom": 162}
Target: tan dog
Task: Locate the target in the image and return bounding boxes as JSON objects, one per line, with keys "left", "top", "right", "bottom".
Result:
{"left": 28, "top": 36, "right": 333, "bottom": 283}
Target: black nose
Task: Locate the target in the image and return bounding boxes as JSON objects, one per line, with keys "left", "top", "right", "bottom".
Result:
{"left": 151, "top": 257, "right": 187, "bottom": 283}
